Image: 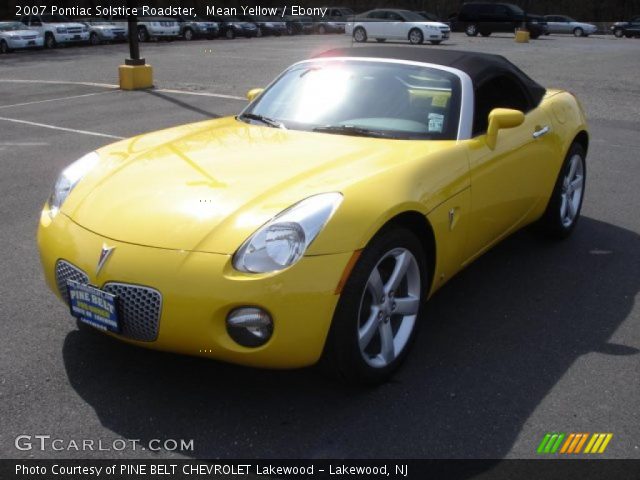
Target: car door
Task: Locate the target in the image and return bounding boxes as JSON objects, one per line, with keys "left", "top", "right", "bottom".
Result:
{"left": 463, "top": 74, "right": 557, "bottom": 261}
{"left": 384, "top": 11, "right": 409, "bottom": 39}
{"left": 363, "top": 11, "right": 384, "bottom": 37}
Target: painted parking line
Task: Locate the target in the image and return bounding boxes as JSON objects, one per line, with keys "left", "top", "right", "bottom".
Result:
{"left": 0, "top": 91, "right": 116, "bottom": 110}
{"left": 0, "top": 78, "right": 245, "bottom": 101}
{"left": 0, "top": 116, "right": 124, "bottom": 140}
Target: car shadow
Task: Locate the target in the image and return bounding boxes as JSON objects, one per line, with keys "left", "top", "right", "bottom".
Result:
{"left": 62, "top": 217, "right": 639, "bottom": 466}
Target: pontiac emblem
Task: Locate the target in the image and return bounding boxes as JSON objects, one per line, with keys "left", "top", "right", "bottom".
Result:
{"left": 96, "top": 244, "right": 115, "bottom": 276}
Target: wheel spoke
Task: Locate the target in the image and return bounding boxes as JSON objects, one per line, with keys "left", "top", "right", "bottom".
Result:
{"left": 567, "top": 196, "right": 577, "bottom": 218}
{"left": 570, "top": 175, "right": 583, "bottom": 192}
{"left": 568, "top": 156, "right": 579, "bottom": 180}
{"left": 358, "top": 308, "right": 380, "bottom": 350}
{"left": 385, "top": 252, "right": 411, "bottom": 293}
{"left": 379, "top": 321, "right": 395, "bottom": 363}
{"left": 394, "top": 295, "right": 420, "bottom": 315}
{"left": 367, "top": 267, "right": 384, "bottom": 302}
{"left": 560, "top": 194, "right": 568, "bottom": 219}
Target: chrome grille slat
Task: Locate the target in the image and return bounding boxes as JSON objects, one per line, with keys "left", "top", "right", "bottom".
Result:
{"left": 54, "top": 260, "right": 162, "bottom": 342}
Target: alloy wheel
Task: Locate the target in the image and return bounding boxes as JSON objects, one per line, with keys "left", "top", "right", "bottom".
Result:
{"left": 560, "top": 154, "right": 585, "bottom": 228}
{"left": 357, "top": 248, "right": 421, "bottom": 368}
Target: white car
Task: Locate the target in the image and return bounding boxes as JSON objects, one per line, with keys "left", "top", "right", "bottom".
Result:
{"left": 0, "top": 21, "right": 43, "bottom": 53}
{"left": 135, "top": 17, "right": 180, "bottom": 42}
{"left": 20, "top": 14, "right": 89, "bottom": 48}
{"left": 346, "top": 9, "right": 450, "bottom": 45}
{"left": 544, "top": 15, "right": 597, "bottom": 37}
{"left": 77, "top": 19, "right": 127, "bottom": 45}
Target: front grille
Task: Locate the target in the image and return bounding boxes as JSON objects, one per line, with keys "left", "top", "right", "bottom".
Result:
{"left": 21, "top": 35, "right": 37, "bottom": 40}
{"left": 160, "top": 22, "right": 175, "bottom": 27}
{"left": 55, "top": 260, "right": 89, "bottom": 304}
{"left": 67, "top": 28, "right": 82, "bottom": 33}
{"left": 54, "top": 260, "right": 162, "bottom": 342}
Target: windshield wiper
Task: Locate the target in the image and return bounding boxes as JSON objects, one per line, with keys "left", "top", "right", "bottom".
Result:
{"left": 239, "top": 113, "right": 286, "bottom": 129}
{"left": 312, "top": 124, "right": 393, "bottom": 138}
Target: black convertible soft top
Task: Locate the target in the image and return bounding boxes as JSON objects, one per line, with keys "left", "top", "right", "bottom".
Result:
{"left": 315, "top": 47, "right": 546, "bottom": 108}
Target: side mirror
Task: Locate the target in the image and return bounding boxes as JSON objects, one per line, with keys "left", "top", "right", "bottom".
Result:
{"left": 246, "top": 88, "right": 264, "bottom": 102}
{"left": 486, "top": 108, "right": 525, "bottom": 149}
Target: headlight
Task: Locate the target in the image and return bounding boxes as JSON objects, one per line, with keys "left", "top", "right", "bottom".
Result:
{"left": 48, "top": 152, "right": 99, "bottom": 216}
{"left": 56, "top": 27, "right": 67, "bottom": 34}
{"left": 233, "top": 192, "right": 343, "bottom": 273}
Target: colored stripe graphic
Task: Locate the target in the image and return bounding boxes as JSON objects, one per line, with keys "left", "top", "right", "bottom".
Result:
{"left": 540, "top": 433, "right": 613, "bottom": 454}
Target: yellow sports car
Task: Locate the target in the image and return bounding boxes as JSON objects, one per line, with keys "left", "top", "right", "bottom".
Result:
{"left": 38, "top": 48, "right": 588, "bottom": 383}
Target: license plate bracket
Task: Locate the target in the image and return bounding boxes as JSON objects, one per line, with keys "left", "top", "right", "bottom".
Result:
{"left": 67, "top": 280, "right": 120, "bottom": 333}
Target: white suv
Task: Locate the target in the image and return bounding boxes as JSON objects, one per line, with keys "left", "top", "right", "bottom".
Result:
{"left": 20, "top": 14, "right": 89, "bottom": 48}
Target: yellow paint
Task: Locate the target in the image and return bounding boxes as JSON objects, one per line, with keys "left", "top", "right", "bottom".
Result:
{"left": 119, "top": 64, "right": 153, "bottom": 90}
{"left": 37, "top": 89, "right": 587, "bottom": 368}
{"left": 515, "top": 30, "right": 530, "bottom": 43}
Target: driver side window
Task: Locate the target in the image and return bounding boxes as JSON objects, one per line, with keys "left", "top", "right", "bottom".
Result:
{"left": 473, "top": 75, "right": 529, "bottom": 135}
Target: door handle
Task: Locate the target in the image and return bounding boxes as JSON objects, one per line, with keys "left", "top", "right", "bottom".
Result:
{"left": 533, "top": 125, "right": 550, "bottom": 138}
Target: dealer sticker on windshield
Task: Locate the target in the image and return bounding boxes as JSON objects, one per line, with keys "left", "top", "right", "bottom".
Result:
{"left": 67, "top": 280, "right": 120, "bottom": 332}
{"left": 428, "top": 113, "right": 444, "bottom": 133}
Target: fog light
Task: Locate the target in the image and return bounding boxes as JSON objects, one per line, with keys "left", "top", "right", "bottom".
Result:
{"left": 226, "top": 307, "right": 273, "bottom": 347}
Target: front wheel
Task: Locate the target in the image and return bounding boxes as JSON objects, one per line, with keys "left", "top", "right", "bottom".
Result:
{"left": 321, "top": 227, "right": 427, "bottom": 384}
{"left": 183, "top": 28, "right": 194, "bottom": 41}
{"left": 225, "top": 28, "right": 235, "bottom": 39}
{"left": 408, "top": 28, "right": 424, "bottom": 45}
{"left": 613, "top": 28, "right": 623, "bottom": 38}
{"left": 465, "top": 23, "right": 479, "bottom": 36}
{"left": 353, "top": 26, "right": 367, "bottom": 42}
{"left": 137, "top": 27, "right": 149, "bottom": 42}
{"left": 573, "top": 27, "right": 584, "bottom": 37}
{"left": 538, "top": 143, "right": 586, "bottom": 239}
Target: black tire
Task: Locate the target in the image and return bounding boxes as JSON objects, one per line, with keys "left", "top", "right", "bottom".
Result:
{"left": 480, "top": 31, "right": 491, "bottom": 37}
{"left": 318, "top": 24, "right": 326, "bottom": 34}
{"left": 408, "top": 28, "right": 424, "bottom": 45}
{"left": 137, "top": 27, "right": 149, "bottom": 42}
{"left": 89, "top": 32, "right": 100, "bottom": 45}
{"left": 320, "top": 227, "right": 428, "bottom": 384}
{"left": 537, "top": 142, "right": 587, "bottom": 239}
{"left": 0, "top": 40, "right": 8, "bottom": 54}
{"left": 465, "top": 23, "right": 479, "bottom": 36}
{"left": 573, "top": 27, "right": 584, "bottom": 37}
{"left": 44, "top": 32, "right": 56, "bottom": 49}
{"left": 353, "top": 26, "right": 367, "bottom": 43}
{"left": 530, "top": 32, "right": 541, "bottom": 39}
{"left": 225, "top": 28, "right": 235, "bottom": 39}
{"left": 375, "top": 38, "right": 386, "bottom": 42}
{"left": 613, "top": 29, "right": 623, "bottom": 38}
{"left": 183, "top": 28, "right": 194, "bottom": 41}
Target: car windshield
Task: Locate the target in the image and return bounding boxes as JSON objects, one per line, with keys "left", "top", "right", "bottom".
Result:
{"left": 241, "top": 60, "right": 461, "bottom": 140}
{"left": 41, "top": 14, "right": 71, "bottom": 23}
{"left": 0, "top": 22, "right": 25, "bottom": 31}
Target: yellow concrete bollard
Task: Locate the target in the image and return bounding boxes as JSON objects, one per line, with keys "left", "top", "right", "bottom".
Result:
{"left": 515, "top": 29, "right": 530, "bottom": 43}
{"left": 118, "top": 64, "right": 154, "bottom": 90}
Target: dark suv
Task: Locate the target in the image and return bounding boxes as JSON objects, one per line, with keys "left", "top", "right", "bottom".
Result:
{"left": 611, "top": 16, "right": 640, "bottom": 38}
{"left": 457, "top": 2, "right": 547, "bottom": 39}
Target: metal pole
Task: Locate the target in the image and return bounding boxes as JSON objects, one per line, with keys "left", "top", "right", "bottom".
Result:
{"left": 125, "top": 0, "right": 145, "bottom": 66}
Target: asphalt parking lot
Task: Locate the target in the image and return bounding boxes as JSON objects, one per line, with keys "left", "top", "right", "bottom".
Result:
{"left": 1, "top": 33, "right": 639, "bottom": 463}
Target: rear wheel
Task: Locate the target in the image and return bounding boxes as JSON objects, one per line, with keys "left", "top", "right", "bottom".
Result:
{"left": 353, "top": 27, "right": 367, "bottom": 42}
{"left": 613, "top": 28, "right": 623, "bottom": 38}
{"left": 44, "top": 32, "right": 56, "bottom": 49}
{"left": 183, "top": 27, "right": 194, "bottom": 41}
{"left": 321, "top": 227, "right": 427, "bottom": 384}
{"left": 225, "top": 28, "right": 235, "bottom": 39}
{"left": 408, "top": 28, "right": 424, "bottom": 45}
{"left": 465, "top": 23, "right": 479, "bottom": 36}
{"left": 89, "top": 32, "right": 100, "bottom": 45}
{"left": 538, "top": 143, "right": 586, "bottom": 239}
{"left": 573, "top": 27, "right": 584, "bottom": 37}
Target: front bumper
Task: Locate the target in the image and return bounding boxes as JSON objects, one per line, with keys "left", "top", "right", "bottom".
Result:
{"left": 147, "top": 28, "right": 179, "bottom": 37}
{"left": 38, "top": 211, "right": 352, "bottom": 368}
{"left": 6, "top": 37, "right": 44, "bottom": 49}
{"left": 56, "top": 32, "right": 89, "bottom": 43}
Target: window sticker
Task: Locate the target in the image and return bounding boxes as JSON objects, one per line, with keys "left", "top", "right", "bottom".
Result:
{"left": 431, "top": 95, "right": 449, "bottom": 108}
{"left": 428, "top": 113, "right": 444, "bottom": 133}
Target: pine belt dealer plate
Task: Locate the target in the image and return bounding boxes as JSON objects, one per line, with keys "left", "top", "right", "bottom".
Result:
{"left": 67, "top": 280, "right": 120, "bottom": 332}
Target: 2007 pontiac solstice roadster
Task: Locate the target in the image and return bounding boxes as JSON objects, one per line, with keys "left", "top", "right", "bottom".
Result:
{"left": 38, "top": 48, "right": 588, "bottom": 383}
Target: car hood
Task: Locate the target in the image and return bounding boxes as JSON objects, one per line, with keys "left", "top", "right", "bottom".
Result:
{"left": 2, "top": 29, "right": 39, "bottom": 37}
{"left": 62, "top": 117, "right": 446, "bottom": 254}
{"left": 52, "top": 22, "right": 86, "bottom": 28}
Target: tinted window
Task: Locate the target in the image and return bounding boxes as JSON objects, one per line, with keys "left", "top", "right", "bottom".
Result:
{"left": 473, "top": 75, "right": 529, "bottom": 135}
